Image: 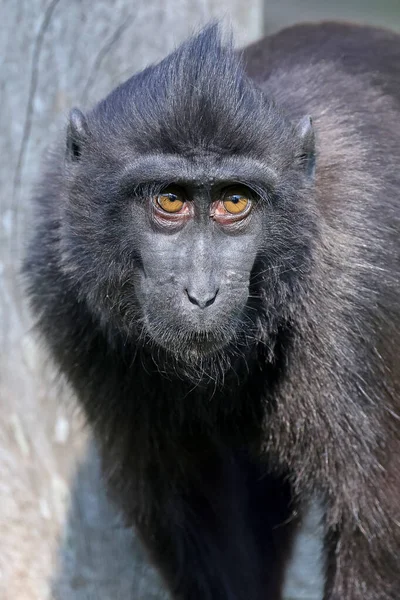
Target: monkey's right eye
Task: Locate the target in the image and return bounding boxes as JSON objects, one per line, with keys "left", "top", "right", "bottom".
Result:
{"left": 155, "top": 190, "right": 185, "bottom": 213}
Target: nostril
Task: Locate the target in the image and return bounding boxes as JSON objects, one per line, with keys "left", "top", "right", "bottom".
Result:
{"left": 204, "top": 289, "right": 219, "bottom": 308}
{"left": 186, "top": 288, "right": 219, "bottom": 309}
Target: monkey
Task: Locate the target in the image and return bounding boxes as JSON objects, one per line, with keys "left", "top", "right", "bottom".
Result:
{"left": 23, "top": 21, "right": 400, "bottom": 600}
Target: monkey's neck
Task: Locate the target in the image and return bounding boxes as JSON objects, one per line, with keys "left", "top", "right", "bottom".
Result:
{"left": 91, "top": 339, "right": 270, "bottom": 478}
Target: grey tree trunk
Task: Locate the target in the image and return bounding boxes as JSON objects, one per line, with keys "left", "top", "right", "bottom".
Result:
{"left": 0, "top": 2, "right": 323, "bottom": 599}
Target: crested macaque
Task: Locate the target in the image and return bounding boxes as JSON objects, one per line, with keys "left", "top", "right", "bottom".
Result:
{"left": 23, "top": 21, "right": 400, "bottom": 600}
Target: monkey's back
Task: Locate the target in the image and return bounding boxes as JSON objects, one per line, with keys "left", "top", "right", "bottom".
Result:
{"left": 244, "top": 21, "right": 400, "bottom": 98}
{"left": 241, "top": 24, "right": 400, "bottom": 535}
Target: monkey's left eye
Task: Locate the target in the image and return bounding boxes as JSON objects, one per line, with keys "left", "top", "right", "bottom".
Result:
{"left": 212, "top": 187, "right": 253, "bottom": 222}
{"left": 155, "top": 191, "right": 185, "bottom": 213}
{"left": 222, "top": 192, "right": 250, "bottom": 214}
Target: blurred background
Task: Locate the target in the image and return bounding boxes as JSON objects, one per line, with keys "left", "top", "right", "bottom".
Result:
{"left": 264, "top": 0, "right": 400, "bottom": 33}
{"left": 1, "top": 1, "right": 400, "bottom": 599}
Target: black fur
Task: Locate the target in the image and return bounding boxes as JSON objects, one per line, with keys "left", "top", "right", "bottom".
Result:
{"left": 24, "top": 23, "right": 400, "bottom": 599}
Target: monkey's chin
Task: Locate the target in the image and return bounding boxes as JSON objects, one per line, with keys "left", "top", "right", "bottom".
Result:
{"left": 146, "top": 326, "right": 234, "bottom": 360}
{"left": 162, "top": 336, "right": 236, "bottom": 385}
{"left": 166, "top": 333, "right": 232, "bottom": 359}
{"left": 183, "top": 337, "right": 231, "bottom": 359}
{"left": 143, "top": 324, "right": 247, "bottom": 385}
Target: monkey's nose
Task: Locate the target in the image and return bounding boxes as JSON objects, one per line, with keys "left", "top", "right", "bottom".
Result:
{"left": 185, "top": 288, "right": 219, "bottom": 309}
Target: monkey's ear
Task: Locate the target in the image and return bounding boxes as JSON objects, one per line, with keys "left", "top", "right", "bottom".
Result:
{"left": 66, "top": 108, "right": 89, "bottom": 162}
{"left": 296, "top": 115, "right": 316, "bottom": 179}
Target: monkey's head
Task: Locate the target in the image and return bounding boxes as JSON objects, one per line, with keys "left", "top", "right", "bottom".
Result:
{"left": 60, "top": 26, "right": 316, "bottom": 369}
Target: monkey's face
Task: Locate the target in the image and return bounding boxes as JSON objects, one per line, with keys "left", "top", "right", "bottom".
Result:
{"left": 62, "top": 145, "right": 315, "bottom": 364}
{"left": 133, "top": 176, "right": 263, "bottom": 358}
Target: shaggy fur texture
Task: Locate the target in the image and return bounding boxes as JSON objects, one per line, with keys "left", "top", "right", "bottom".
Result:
{"left": 24, "top": 23, "right": 400, "bottom": 600}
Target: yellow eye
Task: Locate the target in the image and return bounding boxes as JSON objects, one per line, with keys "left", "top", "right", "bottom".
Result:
{"left": 156, "top": 192, "right": 185, "bottom": 213}
{"left": 222, "top": 191, "right": 250, "bottom": 215}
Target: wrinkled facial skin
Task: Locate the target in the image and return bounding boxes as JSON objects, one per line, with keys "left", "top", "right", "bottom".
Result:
{"left": 136, "top": 180, "right": 263, "bottom": 357}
